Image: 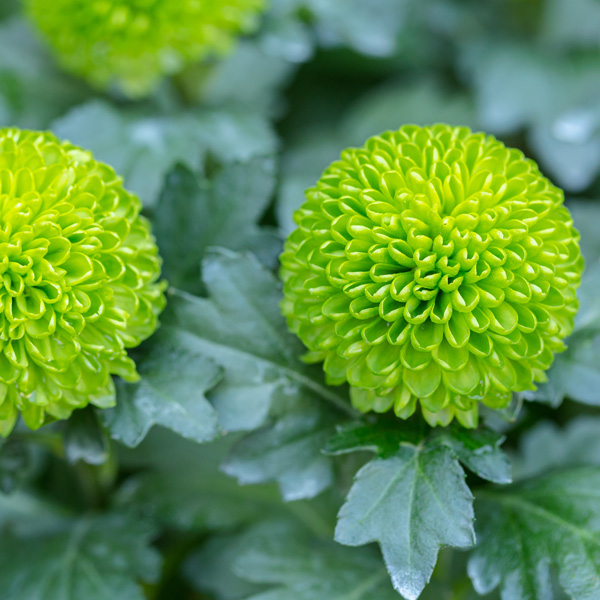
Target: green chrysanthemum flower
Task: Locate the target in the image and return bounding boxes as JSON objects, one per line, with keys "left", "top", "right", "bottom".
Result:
{"left": 26, "top": 0, "right": 265, "bottom": 97}
{"left": 0, "top": 128, "right": 165, "bottom": 435}
{"left": 281, "top": 124, "right": 583, "bottom": 428}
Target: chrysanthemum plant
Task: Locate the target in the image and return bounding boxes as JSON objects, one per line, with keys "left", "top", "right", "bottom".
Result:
{"left": 1, "top": 123, "right": 597, "bottom": 600}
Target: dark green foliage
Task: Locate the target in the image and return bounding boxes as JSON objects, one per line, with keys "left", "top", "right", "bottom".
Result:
{"left": 470, "top": 468, "right": 600, "bottom": 600}
{"left": 0, "top": 514, "right": 160, "bottom": 599}
{"left": 2, "top": 0, "right": 600, "bottom": 599}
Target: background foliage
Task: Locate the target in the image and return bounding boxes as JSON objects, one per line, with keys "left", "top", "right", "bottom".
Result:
{"left": 1, "top": 0, "right": 600, "bottom": 598}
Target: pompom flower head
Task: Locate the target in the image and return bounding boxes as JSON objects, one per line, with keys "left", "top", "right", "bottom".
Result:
{"left": 26, "top": 0, "right": 265, "bottom": 97}
{"left": 281, "top": 124, "right": 583, "bottom": 428}
{"left": 0, "top": 128, "right": 165, "bottom": 434}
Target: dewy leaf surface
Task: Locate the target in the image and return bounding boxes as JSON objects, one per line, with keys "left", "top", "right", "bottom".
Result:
{"left": 0, "top": 515, "right": 160, "bottom": 600}
{"left": 469, "top": 467, "right": 600, "bottom": 600}
{"left": 99, "top": 329, "right": 222, "bottom": 447}
{"left": 335, "top": 444, "right": 475, "bottom": 600}
{"left": 154, "top": 158, "right": 280, "bottom": 294}
{"left": 162, "top": 249, "right": 353, "bottom": 432}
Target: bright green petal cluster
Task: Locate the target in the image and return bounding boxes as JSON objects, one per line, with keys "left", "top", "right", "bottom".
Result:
{"left": 26, "top": 0, "right": 265, "bottom": 97}
{"left": 0, "top": 128, "right": 165, "bottom": 434}
{"left": 281, "top": 124, "right": 583, "bottom": 428}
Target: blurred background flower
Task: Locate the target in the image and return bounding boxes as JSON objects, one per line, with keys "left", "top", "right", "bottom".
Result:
{"left": 24, "top": 0, "right": 266, "bottom": 97}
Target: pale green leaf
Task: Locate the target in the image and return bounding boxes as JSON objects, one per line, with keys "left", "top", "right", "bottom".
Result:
{"left": 99, "top": 329, "right": 222, "bottom": 447}
{"left": 52, "top": 100, "right": 277, "bottom": 207}
{"left": 222, "top": 392, "right": 336, "bottom": 501}
{"left": 342, "top": 78, "right": 477, "bottom": 146}
{"left": 162, "top": 249, "right": 354, "bottom": 433}
{"left": 154, "top": 158, "right": 280, "bottom": 294}
{"left": 530, "top": 332, "right": 600, "bottom": 407}
{"left": 541, "top": 0, "right": 600, "bottom": 48}
{"left": 185, "top": 40, "right": 299, "bottom": 115}
{"left": 303, "top": 0, "right": 411, "bottom": 57}
{"left": 469, "top": 467, "right": 600, "bottom": 600}
{"left": 335, "top": 444, "right": 475, "bottom": 600}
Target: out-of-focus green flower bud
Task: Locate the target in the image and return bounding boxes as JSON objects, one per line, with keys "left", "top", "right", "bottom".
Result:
{"left": 0, "top": 128, "right": 165, "bottom": 435}
{"left": 281, "top": 124, "right": 583, "bottom": 428}
{"left": 26, "top": 0, "right": 265, "bottom": 97}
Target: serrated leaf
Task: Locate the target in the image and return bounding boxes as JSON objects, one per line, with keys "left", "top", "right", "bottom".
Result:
{"left": 214, "top": 519, "right": 401, "bottom": 599}
{"left": 162, "top": 249, "right": 353, "bottom": 432}
{"left": 463, "top": 42, "right": 554, "bottom": 135}
{"left": 154, "top": 158, "right": 280, "bottom": 294}
{"left": 469, "top": 467, "right": 600, "bottom": 600}
{"left": 0, "top": 490, "right": 65, "bottom": 535}
{"left": 52, "top": 100, "right": 277, "bottom": 207}
{"left": 323, "top": 418, "right": 425, "bottom": 457}
{"left": 529, "top": 122, "right": 600, "bottom": 193}
{"left": 0, "top": 515, "right": 160, "bottom": 600}
{"left": 431, "top": 425, "right": 512, "bottom": 484}
{"left": 324, "top": 418, "right": 510, "bottom": 483}
{"left": 99, "top": 329, "right": 222, "bottom": 448}
{"left": 222, "top": 391, "right": 336, "bottom": 501}
{"left": 118, "top": 469, "right": 279, "bottom": 533}
{"left": 335, "top": 444, "right": 475, "bottom": 600}
{"left": 574, "top": 262, "right": 600, "bottom": 333}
